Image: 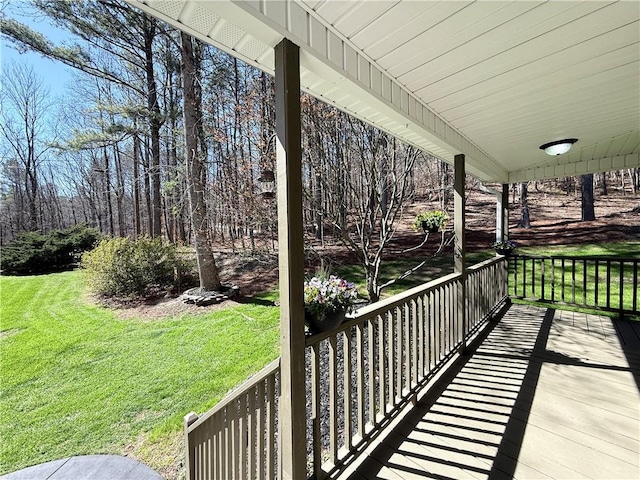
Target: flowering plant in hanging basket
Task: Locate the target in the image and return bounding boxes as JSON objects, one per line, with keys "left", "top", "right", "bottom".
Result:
{"left": 492, "top": 240, "right": 517, "bottom": 256}
{"left": 304, "top": 274, "right": 358, "bottom": 334}
{"left": 412, "top": 210, "right": 449, "bottom": 233}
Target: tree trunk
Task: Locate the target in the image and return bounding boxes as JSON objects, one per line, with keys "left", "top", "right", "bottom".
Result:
{"left": 142, "top": 145, "right": 152, "bottom": 235}
{"left": 365, "top": 259, "right": 381, "bottom": 303}
{"left": 165, "top": 57, "right": 184, "bottom": 244}
{"left": 440, "top": 161, "right": 451, "bottom": 211}
{"left": 132, "top": 131, "right": 142, "bottom": 237}
{"left": 380, "top": 136, "right": 389, "bottom": 219}
{"left": 102, "top": 146, "right": 114, "bottom": 236}
{"left": 181, "top": 31, "right": 222, "bottom": 291}
{"left": 599, "top": 172, "right": 607, "bottom": 195}
{"left": 143, "top": 17, "right": 162, "bottom": 238}
{"left": 26, "top": 169, "right": 38, "bottom": 231}
{"left": 314, "top": 172, "right": 322, "bottom": 240}
{"left": 581, "top": 174, "right": 596, "bottom": 221}
{"left": 113, "top": 144, "right": 125, "bottom": 237}
{"left": 518, "top": 182, "right": 531, "bottom": 228}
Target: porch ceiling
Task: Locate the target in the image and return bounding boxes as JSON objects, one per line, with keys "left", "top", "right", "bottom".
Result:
{"left": 130, "top": 0, "right": 640, "bottom": 184}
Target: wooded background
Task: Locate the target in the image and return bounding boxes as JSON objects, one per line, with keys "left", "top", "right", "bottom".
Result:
{"left": 2, "top": 0, "right": 639, "bottom": 250}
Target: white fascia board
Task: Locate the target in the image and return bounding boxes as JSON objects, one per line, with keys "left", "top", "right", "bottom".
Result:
{"left": 509, "top": 131, "right": 640, "bottom": 183}
{"left": 129, "top": 0, "right": 280, "bottom": 71}
{"left": 509, "top": 153, "right": 640, "bottom": 183}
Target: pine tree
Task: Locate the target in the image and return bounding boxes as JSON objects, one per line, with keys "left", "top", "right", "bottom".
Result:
{"left": 180, "top": 31, "right": 222, "bottom": 291}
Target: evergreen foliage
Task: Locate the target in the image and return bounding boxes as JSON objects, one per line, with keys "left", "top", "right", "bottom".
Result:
{"left": 0, "top": 224, "right": 101, "bottom": 275}
{"left": 81, "top": 236, "right": 191, "bottom": 297}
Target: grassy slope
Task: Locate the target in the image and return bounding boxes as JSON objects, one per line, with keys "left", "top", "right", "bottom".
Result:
{"left": 336, "top": 251, "right": 494, "bottom": 298}
{"left": 0, "top": 271, "right": 279, "bottom": 476}
{"left": 515, "top": 240, "right": 640, "bottom": 257}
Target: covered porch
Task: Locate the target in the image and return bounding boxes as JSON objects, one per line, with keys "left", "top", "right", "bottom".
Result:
{"left": 347, "top": 303, "right": 640, "bottom": 480}
{"left": 123, "top": 1, "right": 640, "bottom": 478}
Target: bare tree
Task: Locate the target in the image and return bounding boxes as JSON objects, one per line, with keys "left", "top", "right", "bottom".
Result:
{"left": 2, "top": 0, "right": 166, "bottom": 237}
{"left": 599, "top": 172, "right": 608, "bottom": 196}
{"left": 0, "top": 62, "right": 56, "bottom": 231}
{"left": 303, "top": 100, "right": 426, "bottom": 301}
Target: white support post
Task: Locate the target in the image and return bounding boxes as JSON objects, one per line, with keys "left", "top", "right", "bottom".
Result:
{"left": 454, "top": 154, "right": 467, "bottom": 351}
{"left": 502, "top": 184, "right": 509, "bottom": 241}
{"left": 274, "top": 38, "right": 307, "bottom": 480}
{"left": 496, "top": 190, "right": 504, "bottom": 243}
{"left": 496, "top": 184, "right": 509, "bottom": 243}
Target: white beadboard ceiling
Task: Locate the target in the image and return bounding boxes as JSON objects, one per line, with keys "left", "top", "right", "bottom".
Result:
{"left": 128, "top": 0, "right": 640, "bottom": 184}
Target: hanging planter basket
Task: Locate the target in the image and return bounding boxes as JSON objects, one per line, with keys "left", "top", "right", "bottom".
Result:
{"left": 412, "top": 210, "right": 449, "bottom": 234}
{"left": 304, "top": 274, "right": 357, "bottom": 335}
{"left": 493, "top": 240, "right": 517, "bottom": 257}
{"left": 305, "top": 309, "right": 346, "bottom": 334}
{"left": 421, "top": 221, "right": 440, "bottom": 233}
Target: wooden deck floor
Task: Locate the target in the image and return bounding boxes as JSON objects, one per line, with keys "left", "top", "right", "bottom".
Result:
{"left": 344, "top": 304, "right": 640, "bottom": 480}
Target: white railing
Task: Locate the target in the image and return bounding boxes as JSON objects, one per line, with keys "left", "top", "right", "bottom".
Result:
{"left": 184, "top": 359, "right": 280, "bottom": 480}
{"left": 306, "top": 256, "right": 508, "bottom": 478}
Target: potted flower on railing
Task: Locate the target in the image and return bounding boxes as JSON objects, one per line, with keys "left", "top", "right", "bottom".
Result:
{"left": 304, "top": 273, "right": 358, "bottom": 334}
{"left": 412, "top": 210, "right": 449, "bottom": 233}
{"left": 492, "top": 240, "right": 517, "bottom": 256}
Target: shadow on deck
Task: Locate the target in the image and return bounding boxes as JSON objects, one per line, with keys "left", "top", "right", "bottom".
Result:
{"left": 344, "top": 304, "right": 640, "bottom": 480}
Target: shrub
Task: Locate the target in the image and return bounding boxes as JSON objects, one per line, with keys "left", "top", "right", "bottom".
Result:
{"left": 82, "top": 236, "right": 192, "bottom": 297}
{"left": 0, "top": 224, "right": 102, "bottom": 275}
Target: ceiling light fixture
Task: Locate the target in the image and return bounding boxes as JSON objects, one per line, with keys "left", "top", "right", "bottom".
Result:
{"left": 539, "top": 138, "right": 578, "bottom": 156}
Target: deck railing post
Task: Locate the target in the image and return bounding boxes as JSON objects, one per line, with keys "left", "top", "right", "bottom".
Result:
{"left": 454, "top": 154, "right": 467, "bottom": 351}
{"left": 184, "top": 412, "right": 198, "bottom": 480}
{"left": 274, "top": 38, "right": 307, "bottom": 480}
{"left": 500, "top": 184, "right": 510, "bottom": 298}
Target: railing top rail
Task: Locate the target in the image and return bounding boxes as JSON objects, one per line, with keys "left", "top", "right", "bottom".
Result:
{"left": 306, "top": 271, "right": 461, "bottom": 346}
{"left": 354, "top": 271, "right": 462, "bottom": 317}
{"left": 467, "top": 255, "right": 506, "bottom": 273}
{"left": 513, "top": 254, "right": 640, "bottom": 261}
{"left": 187, "top": 357, "right": 280, "bottom": 432}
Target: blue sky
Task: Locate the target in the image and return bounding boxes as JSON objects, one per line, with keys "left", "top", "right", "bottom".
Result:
{"left": 1, "top": 3, "right": 74, "bottom": 99}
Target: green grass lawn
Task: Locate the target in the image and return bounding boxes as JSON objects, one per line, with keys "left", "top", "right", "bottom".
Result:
{"left": 513, "top": 240, "right": 640, "bottom": 258}
{"left": 335, "top": 251, "right": 494, "bottom": 298}
{"left": 0, "top": 270, "right": 279, "bottom": 477}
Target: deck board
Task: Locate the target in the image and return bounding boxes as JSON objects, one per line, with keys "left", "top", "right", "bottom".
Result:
{"left": 342, "top": 304, "right": 640, "bottom": 480}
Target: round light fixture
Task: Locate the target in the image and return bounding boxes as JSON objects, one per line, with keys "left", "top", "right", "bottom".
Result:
{"left": 539, "top": 138, "right": 578, "bottom": 156}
